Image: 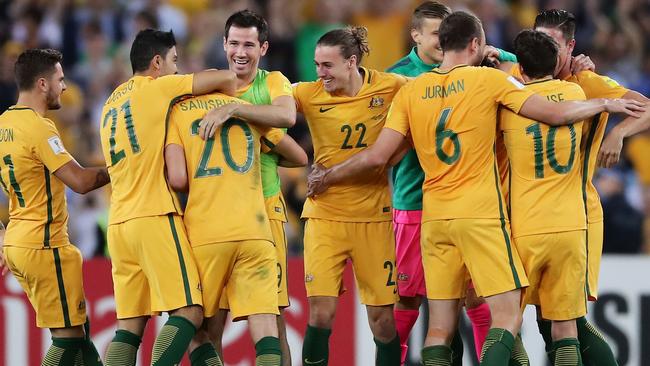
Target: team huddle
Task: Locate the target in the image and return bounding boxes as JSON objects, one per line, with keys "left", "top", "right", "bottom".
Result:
{"left": 0, "top": 2, "right": 648, "bottom": 366}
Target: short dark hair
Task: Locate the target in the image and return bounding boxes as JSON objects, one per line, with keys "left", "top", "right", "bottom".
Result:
{"left": 514, "top": 29, "right": 559, "bottom": 79}
{"left": 412, "top": 1, "right": 452, "bottom": 30}
{"left": 129, "top": 29, "right": 176, "bottom": 73}
{"left": 439, "top": 11, "right": 483, "bottom": 52}
{"left": 317, "top": 26, "right": 370, "bottom": 64}
{"left": 534, "top": 9, "right": 576, "bottom": 42}
{"left": 14, "top": 48, "right": 63, "bottom": 91}
{"left": 225, "top": 10, "right": 269, "bottom": 44}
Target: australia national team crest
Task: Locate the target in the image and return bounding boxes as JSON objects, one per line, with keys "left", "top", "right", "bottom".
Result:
{"left": 368, "top": 96, "right": 384, "bottom": 109}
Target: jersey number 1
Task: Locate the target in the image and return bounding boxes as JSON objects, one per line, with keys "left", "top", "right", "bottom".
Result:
{"left": 102, "top": 100, "right": 141, "bottom": 165}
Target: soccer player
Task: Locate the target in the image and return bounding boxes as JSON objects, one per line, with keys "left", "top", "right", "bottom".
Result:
{"left": 306, "top": 12, "right": 643, "bottom": 366}
{"left": 196, "top": 10, "right": 306, "bottom": 365}
{"left": 533, "top": 9, "right": 650, "bottom": 365}
{"left": 0, "top": 48, "right": 110, "bottom": 365}
{"left": 501, "top": 29, "right": 590, "bottom": 365}
{"left": 385, "top": 2, "right": 518, "bottom": 363}
{"left": 165, "top": 91, "right": 292, "bottom": 366}
{"left": 294, "top": 26, "right": 407, "bottom": 365}
{"left": 99, "top": 29, "right": 238, "bottom": 366}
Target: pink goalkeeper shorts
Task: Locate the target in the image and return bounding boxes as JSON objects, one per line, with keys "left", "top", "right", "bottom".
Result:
{"left": 393, "top": 209, "right": 426, "bottom": 297}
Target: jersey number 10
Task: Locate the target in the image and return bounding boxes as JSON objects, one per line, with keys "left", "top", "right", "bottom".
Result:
{"left": 525, "top": 122, "right": 577, "bottom": 179}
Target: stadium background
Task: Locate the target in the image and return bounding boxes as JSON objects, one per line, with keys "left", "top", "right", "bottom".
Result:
{"left": 0, "top": 0, "right": 649, "bottom": 365}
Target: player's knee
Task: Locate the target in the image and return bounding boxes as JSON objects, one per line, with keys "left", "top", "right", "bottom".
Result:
{"left": 368, "top": 314, "right": 396, "bottom": 343}
{"left": 309, "top": 304, "right": 336, "bottom": 328}
{"left": 171, "top": 304, "right": 204, "bottom": 329}
{"left": 551, "top": 319, "right": 578, "bottom": 340}
{"left": 425, "top": 325, "right": 455, "bottom": 345}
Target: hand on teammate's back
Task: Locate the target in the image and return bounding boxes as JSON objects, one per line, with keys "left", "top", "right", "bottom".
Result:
{"left": 199, "top": 103, "right": 238, "bottom": 140}
{"left": 306, "top": 163, "right": 329, "bottom": 197}
{"left": 570, "top": 54, "right": 596, "bottom": 74}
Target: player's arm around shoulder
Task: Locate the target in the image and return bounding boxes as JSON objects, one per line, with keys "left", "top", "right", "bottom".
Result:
{"left": 191, "top": 69, "right": 237, "bottom": 96}
{"left": 518, "top": 86, "right": 645, "bottom": 127}
{"left": 198, "top": 72, "right": 296, "bottom": 140}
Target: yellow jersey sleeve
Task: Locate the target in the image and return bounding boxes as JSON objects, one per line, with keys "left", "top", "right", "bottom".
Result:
{"left": 266, "top": 71, "right": 293, "bottom": 100}
{"left": 32, "top": 118, "right": 73, "bottom": 173}
{"left": 261, "top": 128, "right": 285, "bottom": 153}
{"left": 487, "top": 68, "right": 534, "bottom": 114}
{"left": 508, "top": 63, "right": 524, "bottom": 81}
{"left": 567, "top": 70, "right": 628, "bottom": 99}
{"left": 388, "top": 73, "right": 410, "bottom": 87}
{"left": 292, "top": 81, "right": 313, "bottom": 114}
{"left": 153, "top": 74, "right": 194, "bottom": 99}
{"left": 384, "top": 86, "right": 410, "bottom": 136}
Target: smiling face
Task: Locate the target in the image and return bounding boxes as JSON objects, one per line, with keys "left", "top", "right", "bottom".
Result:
{"left": 412, "top": 17, "right": 444, "bottom": 65}
{"left": 224, "top": 26, "right": 268, "bottom": 79}
{"left": 314, "top": 45, "right": 357, "bottom": 93}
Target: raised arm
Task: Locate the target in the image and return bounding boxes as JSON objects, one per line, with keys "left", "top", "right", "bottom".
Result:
{"left": 192, "top": 69, "right": 237, "bottom": 96}
{"left": 53, "top": 160, "right": 110, "bottom": 194}
{"left": 518, "top": 93, "right": 645, "bottom": 127}
{"left": 307, "top": 128, "right": 405, "bottom": 196}
{"left": 164, "top": 144, "right": 189, "bottom": 192}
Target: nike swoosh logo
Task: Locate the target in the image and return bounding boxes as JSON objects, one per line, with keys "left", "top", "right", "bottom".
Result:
{"left": 319, "top": 106, "right": 335, "bottom": 113}
{"left": 304, "top": 359, "right": 325, "bottom": 365}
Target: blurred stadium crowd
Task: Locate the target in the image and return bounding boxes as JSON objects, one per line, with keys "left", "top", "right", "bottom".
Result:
{"left": 0, "top": 0, "right": 648, "bottom": 257}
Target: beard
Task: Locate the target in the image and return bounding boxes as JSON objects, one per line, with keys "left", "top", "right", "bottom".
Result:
{"left": 45, "top": 88, "right": 61, "bottom": 110}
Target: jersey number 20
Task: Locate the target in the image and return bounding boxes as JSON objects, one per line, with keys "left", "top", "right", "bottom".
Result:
{"left": 191, "top": 118, "right": 254, "bottom": 178}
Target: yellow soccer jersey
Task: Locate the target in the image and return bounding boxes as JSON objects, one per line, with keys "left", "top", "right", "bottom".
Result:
{"left": 0, "top": 106, "right": 73, "bottom": 248}
{"left": 294, "top": 68, "right": 408, "bottom": 221}
{"left": 567, "top": 70, "right": 628, "bottom": 223}
{"left": 166, "top": 93, "right": 273, "bottom": 246}
{"left": 385, "top": 65, "right": 535, "bottom": 222}
{"left": 500, "top": 79, "right": 586, "bottom": 237}
{"left": 100, "top": 74, "right": 193, "bottom": 224}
